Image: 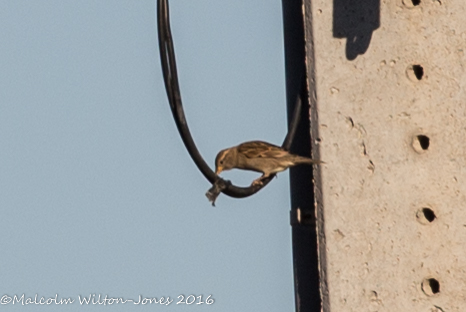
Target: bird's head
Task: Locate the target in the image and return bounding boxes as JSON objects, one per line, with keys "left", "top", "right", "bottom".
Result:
{"left": 215, "top": 148, "right": 235, "bottom": 175}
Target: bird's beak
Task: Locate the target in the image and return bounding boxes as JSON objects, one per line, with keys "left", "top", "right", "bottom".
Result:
{"left": 215, "top": 167, "right": 223, "bottom": 175}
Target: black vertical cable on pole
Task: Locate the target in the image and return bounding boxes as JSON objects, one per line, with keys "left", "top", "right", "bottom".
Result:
{"left": 281, "top": 0, "right": 322, "bottom": 311}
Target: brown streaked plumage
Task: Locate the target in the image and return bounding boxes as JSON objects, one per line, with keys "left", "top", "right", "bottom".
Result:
{"left": 215, "top": 141, "right": 323, "bottom": 186}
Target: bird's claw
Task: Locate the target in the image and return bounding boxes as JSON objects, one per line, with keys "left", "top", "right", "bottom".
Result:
{"left": 251, "top": 179, "right": 264, "bottom": 186}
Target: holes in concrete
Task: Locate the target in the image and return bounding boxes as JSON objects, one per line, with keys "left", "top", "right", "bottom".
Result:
{"left": 413, "top": 65, "right": 424, "bottom": 79}
{"left": 403, "top": 0, "right": 421, "bottom": 8}
{"left": 412, "top": 135, "right": 430, "bottom": 153}
{"left": 416, "top": 208, "right": 436, "bottom": 224}
{"left": 418, "top": 135, "right": 430, "bottom": 149}
{"left": 422, "top": 278, "right": 440, "bottom": 296}
{"left": 406, "top": 64, "right": 424, "bottom": 81}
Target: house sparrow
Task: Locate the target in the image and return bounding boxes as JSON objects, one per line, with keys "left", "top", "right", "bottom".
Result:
{"left": 215, "top": 141, "right": 323, "bottom": 186}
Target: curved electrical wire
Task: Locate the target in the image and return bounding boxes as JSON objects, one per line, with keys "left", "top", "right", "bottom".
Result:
{"left": 157, "top": 0, "right": 302, "bottom": 198}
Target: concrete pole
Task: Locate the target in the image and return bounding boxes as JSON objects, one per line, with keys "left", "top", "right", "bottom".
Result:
{"left": 306, "top": 0, "right": 466, "bottom": 311}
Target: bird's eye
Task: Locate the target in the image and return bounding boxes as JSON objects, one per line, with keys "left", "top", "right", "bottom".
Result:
{"left": 220, "top": 160, "right": 224, "bottom": 165}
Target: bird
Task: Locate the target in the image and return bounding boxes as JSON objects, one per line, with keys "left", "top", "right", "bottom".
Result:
{"left": 215, "top": 140, "right": 323, "bottom": 186}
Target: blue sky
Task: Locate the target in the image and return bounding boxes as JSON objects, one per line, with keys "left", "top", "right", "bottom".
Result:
{"left": 0, "top": 1, "right": 294, "bottom": 311}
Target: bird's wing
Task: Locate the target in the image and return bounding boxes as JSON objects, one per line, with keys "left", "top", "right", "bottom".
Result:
{"left": 237, "top": 141, "right": 289, "bottom": 158}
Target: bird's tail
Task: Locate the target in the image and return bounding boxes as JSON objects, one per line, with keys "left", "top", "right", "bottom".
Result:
{"left": 293, "top": 155, "right": 325, "bottom": 165}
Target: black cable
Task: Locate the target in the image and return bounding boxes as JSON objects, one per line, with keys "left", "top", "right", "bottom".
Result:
{"left": 157, "top": 0, "right": 302, "bottom": 198}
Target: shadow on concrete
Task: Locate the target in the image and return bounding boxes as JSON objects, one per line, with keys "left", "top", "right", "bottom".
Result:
{"left": 333, "top": 0, "right": 380, "bottom": 60}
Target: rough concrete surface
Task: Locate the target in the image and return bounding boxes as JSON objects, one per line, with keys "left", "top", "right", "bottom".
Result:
{"left": 305, "top": 0, "right": 466, "bottom": 311}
